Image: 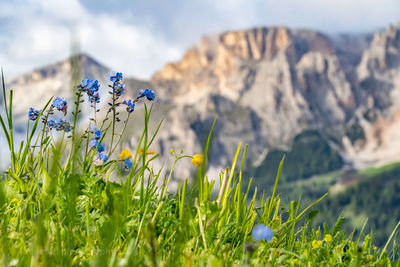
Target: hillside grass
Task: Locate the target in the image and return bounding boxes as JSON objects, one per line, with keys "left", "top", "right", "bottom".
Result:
{"left": 0, "top": 72, "right": 399, "bottom": 266}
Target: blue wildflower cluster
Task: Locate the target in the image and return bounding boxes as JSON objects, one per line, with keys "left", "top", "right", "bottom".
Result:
{"left": 109, "top": 72, "right": 123, "bottom": 83}
{"left": 113, "top": 83, "right": 125, "bottom": 97}
{"left": 118, "top": 88, "right": 155, "bottom": 116}
{"left": 122, "top": 98, "right": 135, "bottom": 113}
{"left": 99, "top": 153, "right": 109, "bottom": 162}
{"left": 252, "top": 224, "right": 273, "bottom": 242}
{"left": 109, "top": 72, "right": 125, "bottom": 97}
{"left": 139, "top": 88, "right": 156, "bottom": 101}
{"left": 39, "top": 97, "right": 72, "bottom": 133}
{"left": 28, "top": 108, "right": 41, "bottom": 121}
{"left": 52, "top": 97, "right": 68, "bottom": 115}
{"left": 124, "top": 158, "right": 133, "bottom": 169}
{"left": 47, "top": 118, "right": 71, "bottom": 132}
{"left": 78, "top": 79, "right": 100, "bottom": 104}
{"left": 89, "top": 126, "right": 108, "bottom": 162}
{"left": 27, "top": 71, "right": 156, "bottom": 167}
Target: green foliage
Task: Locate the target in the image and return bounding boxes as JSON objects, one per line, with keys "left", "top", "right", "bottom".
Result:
{"left": 0, "top": 72, "right": 398, "bottom": 266}
{"left": 315, "top": 165, "right": 400, "bottom": 249}
{"left": 248, "top": 130, "right": 343, "bottom": 188}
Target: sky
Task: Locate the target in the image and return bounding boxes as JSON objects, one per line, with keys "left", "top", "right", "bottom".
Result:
{"left": 0, "top": 0, "right": 399, "bottom": 80}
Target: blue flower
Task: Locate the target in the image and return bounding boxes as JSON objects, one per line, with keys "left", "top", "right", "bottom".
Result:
{"left": 139, "top": 88, "right": 156, "bottom": 101}
{"left": 113, "top": 83, "right": 125, "bottom": 96}
{"left": 124, "top": 158, "right": 133, "bottom": 169}
{"left": 88, "top": 92, "right": 100, "bottom": 103}
{"left": 89, "top": 139, "right": 98, "bottom": 148}
{"left": 47, "top": 119, "right": 56, "bottom": 129}
{"left": 87, "top": 80, "right": 100, "bottom": 96}
{"left": 97, "top": 143, "right": 105, "bottom": 153}
{"left": 63, "top": 124, "right": 71, "bottom": 133}
{"left": 109, "top": 71, "right": 123, "bottom": 82}
{"left": 81, "top": 79, "right": 94, "bottom": 88}
{"left": 99, "top": 153, "right": 109, "bottom": 162}
{"left": 122, "top": 98, "right": 135, "bottom": 113}
{"left": 52, "top": 97, "right": 68, "bottom": 115}
{"left": 55, "top": 119, "right": 71, "bottom": 132}
{"left": 28, "top": 107, "right": 41, "bottom": 121}
{"left": 252, "top": 224, "right": 273, "bottom": 242}
{"left": 47, "top": 118, "right": 71, "bottom": 132}
{"left": 79, "top": 79, "right": 101, "bottom": 103}
{"left": 91, "top": 126, "right": 102, "bottom": 140}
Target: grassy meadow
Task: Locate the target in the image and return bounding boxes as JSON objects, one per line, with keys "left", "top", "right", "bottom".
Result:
{"left": 0, "top": 71, "right": 399, "bottom": 266}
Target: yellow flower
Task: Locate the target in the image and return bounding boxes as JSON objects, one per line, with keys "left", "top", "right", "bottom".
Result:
{"left": 192, "top": 154, "right": 204, "bottom": 167}
{"left": 138, "top": 148, "right": 156, "bottom": 155}
{"left": 10, "top": 198, "right": 21, "bottom": 206}
{"left": 119, "top": 150, "right": 132, "bottom": 160}
{"left": 324, "top": 234, "right": 333, "bottom": 243}
{"left": 170, "top": 149, "right": 175, "bottom": 154}
{"left": 312, "top": 240, "right": 323, "bottom": 249}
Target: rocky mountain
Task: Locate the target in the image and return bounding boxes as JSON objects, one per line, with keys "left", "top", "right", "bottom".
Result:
{"left": 3, "top": 22, "right": 400, "bottom": 186}
{"left": 344, "top": 22, "right": 400, "bottom": 168}
{"left": 150, "top": 22, "right": 400, "bottom": 183}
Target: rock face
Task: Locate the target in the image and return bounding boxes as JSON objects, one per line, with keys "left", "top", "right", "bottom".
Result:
{"left": 151, "top": 27, "right": 360, "bottom": 179}
{"left": 345, "top": 22, "right": 400, "bottom": 168}
{"left": 3, "top": 22, "right": 400, "bottom": 184}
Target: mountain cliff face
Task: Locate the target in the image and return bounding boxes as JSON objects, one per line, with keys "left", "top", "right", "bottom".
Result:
{"left": 151, "top": 27, "right": 361, "bottom": 178}
{"left": 344, "top": 22, "right": 400, "bottom": 168}
{"left": 4, "top": 22, "right": 400, "bottom": 184}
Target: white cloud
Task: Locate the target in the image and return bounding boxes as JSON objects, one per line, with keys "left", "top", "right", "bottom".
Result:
{"left": 0, "top": 0, "right": 183, "bottom": 80}
{"left": 0, "top": 0, "right": 398, "bottom": 80}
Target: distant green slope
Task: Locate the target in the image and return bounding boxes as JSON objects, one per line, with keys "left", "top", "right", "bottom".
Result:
{"left": 246, "top": 130, "right": 343, "bottom": 189}
{"left": 314, "top": 164, "right": 400, "bottom": 247}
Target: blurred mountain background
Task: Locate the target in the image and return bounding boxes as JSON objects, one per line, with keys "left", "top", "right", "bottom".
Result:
{"left": 1, "top": 0, "right": 400, "bottom": 247}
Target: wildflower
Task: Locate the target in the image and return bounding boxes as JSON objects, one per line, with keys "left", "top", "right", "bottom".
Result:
{"left": 28, "top": 107, "right": 41, "bottom": 121}
{"left": 89, "top": 140, "right": 98, "bottom": 148}
{"left": 252, "top": 224, "right": 273, "bottom": 242}
{"left": 91, "top": 126, "right": 102, "bottom": 140}
{"left": 47, "top": 119, "right": 56, "bottom": 129}
{"left": 79, "top": 79, "right": 100, "bottom": 103}
{"left": 324, "top": 234, "right": 333, "bottom": 243}
{"left": 52, "top": 97, "right": 68, "bottom": 115}
{"left": 98, "top": 153, "right": 109, "bottom": 162}
{"left": 191, "top": 154, "right": 204, "bottom": 167}
{"left": 78, "top": 79, "right": 94, "bottom": 91}
{"left": 170, "top": 149, "right": 174, "bottom": 154}
{"left": 122, "top": 98, "right": 135, "bottom": 113}
{"left": 88, "top": 92, "right": 100, "bottom": 103}
{"left": 55, "top": 119, "right": 71, "bottom": 132}
{"left": 312, "top": 240, "right": 323, "bottom": 249}
{"left": 11, "top": 198, "right": 20, "bottom": 205}
{"left": 97, "top": 143, "right": 105, "bottom": 153}
{"left": 113, "top": 83, "right": 125, "bottom": 96}
{"left": 87, "top": 80, "right": 100, "bottom": 95}
{"left": 139, "top": 88, "right": 156, "bottom": 101}
{"left": 138, "top": 148, "right": 155, "bottom": 155}
{"left": 124, "top": 158, "right": 133, "bottom": 169}
{"left": 109, "top": 71, "right": 123, "bottom": 82}
{"left": 119, "top": 150, "right": 132, "bottom": 160}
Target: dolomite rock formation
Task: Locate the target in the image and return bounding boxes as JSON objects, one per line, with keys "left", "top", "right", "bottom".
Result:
{"left": 151, "top": 27, "right": 357, "bottom": 179}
